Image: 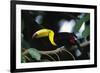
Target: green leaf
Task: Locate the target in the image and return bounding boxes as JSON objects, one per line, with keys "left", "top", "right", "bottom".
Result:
{"left": 28, "top": 48, "right": 41, "bottom": 61}
{"left": 73, "top": 14, "right": 90, "bottom": 33}
{"left": 82, "top": 26, "right": 90, "bottom": 38}
{"left": 21, "top": 54, "right": 26, "bottom": 63}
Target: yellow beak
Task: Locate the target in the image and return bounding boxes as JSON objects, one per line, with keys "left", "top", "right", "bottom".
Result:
{"left": 32, "top": 29, "right": 57, "bottom": 46}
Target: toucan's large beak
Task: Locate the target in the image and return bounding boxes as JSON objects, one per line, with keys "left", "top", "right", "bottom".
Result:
{"left": 32, "top": 29, "right": 49, "bottom": 38}
{"left": 32, "top": 29, "right": 57, "bottom": 46}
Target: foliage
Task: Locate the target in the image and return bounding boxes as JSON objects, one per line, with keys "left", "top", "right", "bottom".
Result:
{"left": 21, "top": 12, "right": 90, "bottom": 63}
{"left": 73, "top": 14, "right": 90, "bottom": 34}
{"left": 28, "top": 48, "right": 41, "bottom": 61}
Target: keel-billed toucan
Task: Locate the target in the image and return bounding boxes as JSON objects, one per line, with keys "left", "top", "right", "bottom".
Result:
{"left": 32, "top": 28, "right": 82, "bottom": 52}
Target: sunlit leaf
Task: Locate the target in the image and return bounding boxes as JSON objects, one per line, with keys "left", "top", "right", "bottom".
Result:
{"left": 73, "top": 14, "right": 90, "bottom": 33}
{"left": 28, "top": 48, "right": 41, "bottom": 61}
{"left": 82, "top": 26, "right": 90, "bottom": 38}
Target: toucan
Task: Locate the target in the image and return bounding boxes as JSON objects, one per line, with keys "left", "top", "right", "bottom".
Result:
{"left": 31, "top": 28, "right": 83, "bottom": 60}
{"left": 32, "top": 28, "right": 82, "bottom": 52}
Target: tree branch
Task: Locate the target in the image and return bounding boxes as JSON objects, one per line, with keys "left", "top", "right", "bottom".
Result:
{"left": 23, "top": 41, "right": 90, "bottom": 55}
{"left": 39, "top": 41, "right": 90, "bottom": 54}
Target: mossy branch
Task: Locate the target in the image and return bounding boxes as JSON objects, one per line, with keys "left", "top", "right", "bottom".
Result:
{"left": 39, "top": 41, "right": 89, "bottom": 54}
{"left": 22, "top": 41, "right": 89, "bottom": 61}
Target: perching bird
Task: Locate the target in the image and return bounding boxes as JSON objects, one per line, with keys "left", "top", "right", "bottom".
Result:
{"left": 32, "top": 28, "right": 82, "bottom": 52}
